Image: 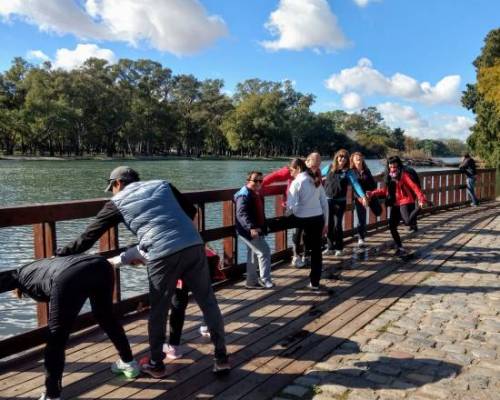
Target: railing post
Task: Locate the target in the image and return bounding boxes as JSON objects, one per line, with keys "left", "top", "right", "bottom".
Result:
{"left": 432, "top": 174, "right": 439, "bottom": 207}
{"left": 274, "top": 195, "right": 287, "bottom": 252}
{"left": 345, "top": 187, "right": 354, "bottom": 233}
{"left": 99, "top": 226, "right": 120, "bottom": 304}
{"left": 33, "top": 222, "right": 56, "bottom": 327}
{"left": 223, "top": 200, "right": 236, "bottom": 268}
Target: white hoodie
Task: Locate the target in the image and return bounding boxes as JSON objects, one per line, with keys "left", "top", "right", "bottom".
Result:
{"left": 287, "top": 172, "right": 329, "bottom": 222}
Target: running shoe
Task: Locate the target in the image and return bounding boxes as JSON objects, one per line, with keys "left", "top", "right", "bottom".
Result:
{"left": 199, "top": 325, "right": 211, "bottom": 338}
{"left": 213, "top": 356, "right": 231, "bottom": 374}
{"left": 307, "top": 283, "right": 320, "bottom": 291}
{"left": 111, "top": 358, "right": 140, "bottom": 379}
{"left": 291, "top": 256, "right": 305, "bottom": 268}
{"left": 139, "top": 357, "right": 167, "bottom": 378}
{"left": 38, "top": 394, "right": 60, "bottom": 400}
{"left": 395, "top": 247, "right": 408, "bottom": 257}
{"left": 322, "top": 249, "right": 335, "bottom": 256}
{"left": 302, "top": 256, "right": 311, "bottom": 266}
{"left": 163, "top": 344, "right": 183, "bottom": 360}
{"left": 334, "top": 250, "right": 343, "bottom": 256}
{"left": 258, "top": 278, "right": 274, "bottom": 289}
{"left": 357, "top": 238, "right": 366, "bottom": 247}
{"left": 244, "top": 281, "right": 261, "bottom": 289}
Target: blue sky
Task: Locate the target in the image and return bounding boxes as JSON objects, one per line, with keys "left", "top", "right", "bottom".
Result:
{"left": 0, "top": 0, "right": 498, "bottom": 141}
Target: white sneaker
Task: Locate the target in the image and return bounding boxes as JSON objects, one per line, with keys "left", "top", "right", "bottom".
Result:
{"left": 163, "top": 344, "right": 183, "bottom": 359}
{"left": 322, "top": 249, "right": 335, "bottom": 256}
{"left": 39, "top": 394, "right": 60, "bottom": 400}
{"left": 334, "top": 250, "right": 343, "bottom": 256}
{"left": 111, "top": 358, "right": 140, "bottom": 379}
{"left": 199, "top": 325, "right": 211, "bottom": 338}
{"left": 258, "top": 277, "right": 275, "bottom": 289}
{"left": 291, "top": 256, "right": 305, "bottom": 268}
{"left": 358, "top": 238, "right": 365, "bottom": 247}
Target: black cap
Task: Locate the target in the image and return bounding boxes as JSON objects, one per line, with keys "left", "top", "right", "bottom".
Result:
{"left": 105, "top": 166, "right": 140, "bottom": 192}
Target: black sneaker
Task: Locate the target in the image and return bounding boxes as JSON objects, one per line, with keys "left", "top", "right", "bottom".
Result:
{"left": 213, "top": 356, "right": 231, "bottom": 374}
{"left": 307, "top": 283, "right": 320, "bottom": 291}
{"left": 244, "top": 282, "right": 262, "bottom": 289}
{"left": 139, "top": 357, "right": 167, "bottom": 378}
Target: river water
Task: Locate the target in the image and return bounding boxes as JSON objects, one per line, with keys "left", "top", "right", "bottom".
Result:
{"left": 0, "top": 158, "right": 470, "bottom": 338}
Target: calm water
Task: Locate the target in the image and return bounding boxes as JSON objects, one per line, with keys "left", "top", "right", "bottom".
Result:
{"left": 0, "top": 158, "right": 474, "bottom": 337}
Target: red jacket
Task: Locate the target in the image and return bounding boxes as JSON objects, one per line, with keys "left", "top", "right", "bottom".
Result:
{"left": 262, "top": 166, "right": 293, "bottom": 206}
{"left": 370, "top": 171, "right": 426, "bottom": 206}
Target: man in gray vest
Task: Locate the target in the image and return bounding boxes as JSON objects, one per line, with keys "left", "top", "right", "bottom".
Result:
{"left": 57, "top": 166, "right": 229, "bottom": 378}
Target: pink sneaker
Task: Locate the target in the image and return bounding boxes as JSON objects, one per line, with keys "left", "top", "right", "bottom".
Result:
{"left": 163, "top": 344, "right": 183, "bottom": 360}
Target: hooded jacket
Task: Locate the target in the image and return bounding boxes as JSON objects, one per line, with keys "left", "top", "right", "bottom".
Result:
{"left": 234, "top": 185, "right": 267, "bottom": 241}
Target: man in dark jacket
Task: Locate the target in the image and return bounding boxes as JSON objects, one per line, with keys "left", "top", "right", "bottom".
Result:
{"left": 234, "top": 171, "right": 273, "bottom": 289}
{"left": 57, "top": 166, "right": 229, "bottom": 378}
{"left": 459, "top": 153, "right": 479, "bottom": 206}
{"left": 0, "top": 255, "right": 138, "bottom": 400}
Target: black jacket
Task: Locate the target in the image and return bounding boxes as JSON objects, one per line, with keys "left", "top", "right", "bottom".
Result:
{"left": 459, "top": 158, "right": 477, "bottom": 178}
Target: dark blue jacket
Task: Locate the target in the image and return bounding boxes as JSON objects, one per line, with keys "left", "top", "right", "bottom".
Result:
{"left": 234, "top": 186, "right": 267, "bottom": 241}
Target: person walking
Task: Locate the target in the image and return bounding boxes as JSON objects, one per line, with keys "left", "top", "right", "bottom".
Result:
{"left": 287, "top": 158, "right": 329, "bottom": 290}
{"left": 350, "top": 152, "right": 381, "bottom": 247}
{"left": 57, "top": 166, "right": 229, "bottom": 378}
{"left": 0, "top": 254, "right": 138, "bottom": 400}
{"left": 322, "top": 150, "right": 367, "bottom": 256}
{"left": 367, "top": 156, "right": 427, "bottom": 256}
{"left": 459, "top": 153, "right": 479, "bottom": 206}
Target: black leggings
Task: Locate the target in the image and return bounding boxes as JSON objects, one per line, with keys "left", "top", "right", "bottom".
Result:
{"left": 326, "top": 199, "right": 346, "bottom": 251}
{"left": 388, "top": 203, "right": 419, "bottom": 248}
{"left": 45, "top": 260, "right": 132, "bottom": 398}
{"left": 169, "top": 286, "right": 189, "bottom": 346}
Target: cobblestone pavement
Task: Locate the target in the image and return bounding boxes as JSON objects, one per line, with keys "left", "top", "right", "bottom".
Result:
{"left": 275, "top": 213, "right": 500, "bottom": 400}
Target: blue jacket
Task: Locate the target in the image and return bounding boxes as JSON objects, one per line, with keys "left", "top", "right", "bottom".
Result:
{"left": 234, "top": 186, "right": 267, "bottom": 241}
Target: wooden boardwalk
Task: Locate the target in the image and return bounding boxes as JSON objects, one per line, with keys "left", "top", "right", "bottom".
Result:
{"left": 1, "top": 202, "right": 499, "bottom": 400}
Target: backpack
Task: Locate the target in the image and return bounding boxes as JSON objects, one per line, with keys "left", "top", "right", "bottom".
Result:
{"left": 403, "top": 166, "right": 421, "bottom": 189}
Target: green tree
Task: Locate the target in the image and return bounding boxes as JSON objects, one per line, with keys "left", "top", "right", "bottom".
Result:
{"left": 461, "top": 28, "right": 500, "bottom": 167}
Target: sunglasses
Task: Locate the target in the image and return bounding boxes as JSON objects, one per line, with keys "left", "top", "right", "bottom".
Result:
{"left": 250, "top": 178, "right": 263, "bottom": 183}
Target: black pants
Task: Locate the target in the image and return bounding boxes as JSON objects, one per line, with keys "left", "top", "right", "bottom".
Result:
{"left": 169, "top": 286, "right": 189, "bottom": 346}
{"left": 292, "top": 227, "right": 305, "bottom": 257}
{"left": 46, "top": 259, "right": 132, "bottom": 398}
{"left": 294, "top": 215, "right": 324, "bottom": 286}
{"left": 388, "top": 203, "right": 418, "bottom": 248}
{"left": 326, "top": 199, "right": 346, "bottom": 251}
{"left": 354, "top": 201, "right": 367, "bottom": 240}
{"left": 147, "top": 245, "right": 226, "bottom": 363}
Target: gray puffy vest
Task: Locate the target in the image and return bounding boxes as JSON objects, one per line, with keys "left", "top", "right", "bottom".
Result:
{"left": 112, "top": 180, "right": 203, "bottom": 261}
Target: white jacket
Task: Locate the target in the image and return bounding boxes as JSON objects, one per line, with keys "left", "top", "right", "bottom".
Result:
{"left": 287, "top": 172, "right": 328, "bottom": 222}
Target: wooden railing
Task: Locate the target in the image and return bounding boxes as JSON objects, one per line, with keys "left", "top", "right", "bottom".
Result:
{"left": 0, "top": 168, "right": 496, "bottom": 359}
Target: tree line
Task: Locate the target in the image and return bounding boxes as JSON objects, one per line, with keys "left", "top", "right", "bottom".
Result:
{"left": 0, "top": 57, "right": 465, "bottom": 158}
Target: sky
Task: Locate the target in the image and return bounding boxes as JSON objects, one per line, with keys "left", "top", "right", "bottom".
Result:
{"left": 0, "top": 0, "right": 498, "bottom": 142}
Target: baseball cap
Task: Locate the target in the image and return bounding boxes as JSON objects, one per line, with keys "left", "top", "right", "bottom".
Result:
{"left": 105, "top": 166, "right": 140, "bottom": 192}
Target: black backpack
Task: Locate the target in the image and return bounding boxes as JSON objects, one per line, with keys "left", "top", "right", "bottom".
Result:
{"left": 402, "top": 166, "right": 421, "bottom": 189}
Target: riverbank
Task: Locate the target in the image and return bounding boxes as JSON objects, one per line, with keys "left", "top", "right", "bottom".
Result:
{"left": 0, "top": 154, "right": 292, "bottom": 162}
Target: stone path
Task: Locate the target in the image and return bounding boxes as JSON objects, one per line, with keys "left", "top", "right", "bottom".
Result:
{"left": 276, "top": 213, "right": 500, "bottom": 400}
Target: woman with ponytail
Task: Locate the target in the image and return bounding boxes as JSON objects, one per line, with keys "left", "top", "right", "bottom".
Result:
{"left": 287, "top": 158, "right": 328, "bottom": 290}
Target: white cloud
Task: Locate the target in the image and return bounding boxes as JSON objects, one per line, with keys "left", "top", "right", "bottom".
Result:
{"left": 325, "top": 58, "right": 461, "bottom": 105}
{"left": 342, "top": 92, "right": 363, "bottom": 110}
{"left": 377, "top": 102, "right": 473, "bottom": 141}
{"left": 261, "top": 0, "right": 349, "bottom": 52}
{"left": 353, "top": 0, "right": 379, "bottom": 7}
{"left": 26, "top": 50, "right": 50, "bottom": 62}
{"left": 0, "top": 0, "right": 228, "bottom": 55}
{"left": 53, "top": 44, "right": 116, "bottom": 70}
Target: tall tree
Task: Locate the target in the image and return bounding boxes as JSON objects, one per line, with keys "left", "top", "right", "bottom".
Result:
{"left": 462, "top": 28, "right": 500, "bottom": 167}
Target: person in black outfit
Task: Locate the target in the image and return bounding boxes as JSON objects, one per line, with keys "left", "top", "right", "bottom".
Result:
{"left": 459, "top": 153, "right": 479, "bottom": 206}
{"left": 0, "top": 254, "right": 137, "bottom": 400}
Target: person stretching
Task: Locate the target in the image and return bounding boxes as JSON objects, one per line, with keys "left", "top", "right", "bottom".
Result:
{"left": 0, "top": 254, "right": 138, "bottom": 400}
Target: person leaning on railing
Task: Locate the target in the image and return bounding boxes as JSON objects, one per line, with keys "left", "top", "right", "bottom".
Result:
{"left": 459, "top": 153, "right": 479, "bottom": 207}
{"left": 0, "top": 254, "right": 138, "bottom": 400}
{"left": 56, "top": 166, "right": 230, "bottom": 378}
